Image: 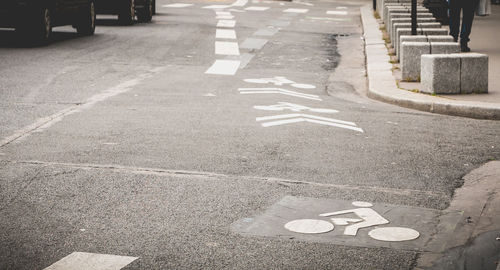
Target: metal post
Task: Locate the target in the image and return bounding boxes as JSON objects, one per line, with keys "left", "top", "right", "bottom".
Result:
{"left": 373, "top": 0, "right": 377, "bottom": 10}
{"left": 411, "top": 0, "right": 417, "bottom": 35}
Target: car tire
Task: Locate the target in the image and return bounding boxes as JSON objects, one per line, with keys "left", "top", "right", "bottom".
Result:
{"left": 76, "top": 1, "right": 96, "bottom": 36}
{"left": 118, "top": 0, "right": 135, "bottom": 25}
{"left": 16, "top": 6, "right": 52, "bottom": 45}
{"left": 137, "top": 0, "right": 153, "bottom": 22}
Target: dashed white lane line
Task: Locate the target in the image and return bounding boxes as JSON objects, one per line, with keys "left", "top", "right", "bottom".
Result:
{"left": 245, "top": 6, "right": 270, "bottom": 11}
{"left": 337, "top": 6, "right": 348, "bottom": 9}
{"left": 205, "top": 60, "right": 241, "bottom": 75}
{"left": 216, "top": 29, "right": 237, "bottom": 39}
{"left": 240, "top": 38, "right": 268, "bottom": 50}
{"left": 162, "top": 3, "right": 193, "bottom": 8}
{"left": 216, "top": 15, "right": 235, "bottom": 19}
{"left": 283, "top": 8, "right": 309, "bottom": 13}
{"left": 217, "top": 20, "right": 236, "bottom": 27}
{"left": 43, "top": 252, "right": 138, "bottom": 270}
{"left": 327, "top": 10, "right": 348, "bottom": 15}
{"left": 215, "top": 41, "right": 240, "bottom": 55}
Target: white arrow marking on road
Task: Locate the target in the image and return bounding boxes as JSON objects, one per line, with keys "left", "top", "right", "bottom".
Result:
{"left": 253, "top": 102, "right": 338, "bottom": 113}
{"left": 238, "top": 88, "right": 322, "bottom": 101}
{"left": 43, "top": 252, "right": 138, "bottom": 270}
{"left": 245, "top": 6, "right": 270, "bottom": 11}
{"left": 256, "top": 114, "right": 364, "bottom": 132}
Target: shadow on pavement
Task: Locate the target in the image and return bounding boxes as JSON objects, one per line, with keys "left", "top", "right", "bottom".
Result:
{"left": 0, "top": 29, "right": 94, "bottom": 48}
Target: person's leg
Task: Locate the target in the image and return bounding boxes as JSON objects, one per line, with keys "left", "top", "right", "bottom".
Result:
{"left": 460, "top": 0, "right": 479, "bottom": 50}
{"left": 449, "top": 0, "right": 461, "bottom": 41}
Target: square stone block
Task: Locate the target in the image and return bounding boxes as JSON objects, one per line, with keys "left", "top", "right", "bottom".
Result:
{"left": 421, "top": 54, "right": 461, "bottom": 94}
{"left": 392, "top": 22, "right": 441, "bottom": 45}
{"left": 426, "top": 35, "right": 455, "bottom": 43}
{"left": 423, "top": 28, "right": 449, "bottom": 36}
{"left": 398, "top": 35, "right": 428, "bottom": 59}
{"left": 460, "top": 53, "right": 488, "bottom": 94}
{"left": 389, "top": 13, "right": 434, "bottom": 21}
{"left": 401, "top": 42, "right": 431, "bottom": 81}
{"left": 430, "top": 42, "right": 460, "bottom": 54}
{"left": 396, "top": 28, "right": 424, "bottom": 60}
{"left": 385, "top": 9, "right": 429, "bottom": 25}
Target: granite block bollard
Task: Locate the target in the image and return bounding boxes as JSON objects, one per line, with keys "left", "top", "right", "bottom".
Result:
{"left": 391, "top": 22, "right": 441, "bottom": 45}
{"left": 430, "top": 42, "right": 460, "bottom": 54}
{"left": 460, "top": 53, "right": 488, "bottom": 94}
{"left": 396, "top": 29, "right": 450, "bottom": 60}
{"left": 421, "top": 53, "right": 489, "bottom": 94}
{"left": 401, "top": 42, "right": 460, "bottom": 81}
{"left": 421, "top": 54, "right": 461, "bottom": 94}
{"left": 401, "top": 42, "right": 431, "bottom": 81}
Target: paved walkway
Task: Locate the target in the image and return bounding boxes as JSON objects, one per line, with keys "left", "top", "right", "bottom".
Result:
{"left": 361, "top": 3, "right": 500, "bottom": 119}
{"left": 449, "top": 4, "right": 500, "bottom": 103}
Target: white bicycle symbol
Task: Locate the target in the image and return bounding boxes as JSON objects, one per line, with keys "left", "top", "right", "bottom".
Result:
{"left": 284, "top": 201, "right": 420, "bottom": 242}
{"left": 244, "top": 76, "right": 316, "bottom": 89}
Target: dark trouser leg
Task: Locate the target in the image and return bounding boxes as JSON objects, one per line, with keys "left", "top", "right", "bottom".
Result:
{"left": 449, "top": 0, "right": 461, "bottom": 41}
{"left": 460, "top": 0, "right": 479, "bottom": 44}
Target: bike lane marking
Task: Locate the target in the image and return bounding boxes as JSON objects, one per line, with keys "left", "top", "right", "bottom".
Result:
{"left": 232, "top": 196, "right": 463, "bottom": 252}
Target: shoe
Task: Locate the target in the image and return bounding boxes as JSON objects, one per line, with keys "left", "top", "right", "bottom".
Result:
{"left": 460, "top": 43, "right": 471, "bottom": 52}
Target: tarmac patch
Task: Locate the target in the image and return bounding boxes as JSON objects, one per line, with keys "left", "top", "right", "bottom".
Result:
{"left": 232, "top": 196, "right": 463, "bottom": 252}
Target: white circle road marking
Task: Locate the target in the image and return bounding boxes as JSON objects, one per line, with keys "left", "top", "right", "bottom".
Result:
{"left": 368, "top": 227, "right": 420, "bottom": 242}
{"left": 352, "top": 201, "right": 373, "bottom": 207}
{"left": 284, "top": 219, "right": 334, "bottom": 234}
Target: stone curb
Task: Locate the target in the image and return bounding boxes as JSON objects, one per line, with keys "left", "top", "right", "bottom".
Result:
{"left": 361, "top": 5, "right": 500, "bottom": 120}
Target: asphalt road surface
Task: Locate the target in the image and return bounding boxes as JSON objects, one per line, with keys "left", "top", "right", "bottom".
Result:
{"left": 1, "top": 0, "right": 499, "bottom": 269}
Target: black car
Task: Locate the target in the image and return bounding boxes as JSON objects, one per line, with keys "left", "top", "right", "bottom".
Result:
{"left": 95, "top": 0, "right": 155, "bottom": 25}
{"left": 0, "top": 0, "right": 96, "bottom": 44}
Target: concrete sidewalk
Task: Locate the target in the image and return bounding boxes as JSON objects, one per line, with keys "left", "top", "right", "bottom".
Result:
{"left": 361, "top": 3, "right": 500, "bottom": 119}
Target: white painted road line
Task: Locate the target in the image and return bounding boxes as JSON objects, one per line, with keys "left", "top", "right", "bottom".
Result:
{"left": 216, "top": 15, "right": 235, "bottom": 20}
{"left": 162, "top": 3, "right": 193, "bottom": 8}
{"left": 245, "top": 6, "right": 270, "bottom": 11}
{"left": 327, "top": 10, "right": 348, "bottom": 15}
{"left": 206, "top": 60, "right": 241, "bottom": 75}
{"left": 216, "top": 11, "right": 231, "bottom": 15}
{"left": 231, "top": 0, "right": 248, "bottom": 7}
{"left": 203, "top": 5, "right": 230, "bottom": 9}
{"left": 240, "top": 38, "right": 268, "bottom": 50}
{"left": 283, "top": 8, "right": 309, "bottom": 13}
{"left": 43, "top": 252, "right": 138, "bottom": 270}
{"left": 215, "top": 41, "right": 240, "bottom": 55}
{"left": 256, "top": 114, "right": 364, "bottom": 132}
{"left": 238, "top": 87, "right": 322, "bottom": 101}
{"left": 217, "top": 20, "right": 236, "bottom": 28}
{"left": 216, "top": 29, "right": 237, "bottom": 39}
